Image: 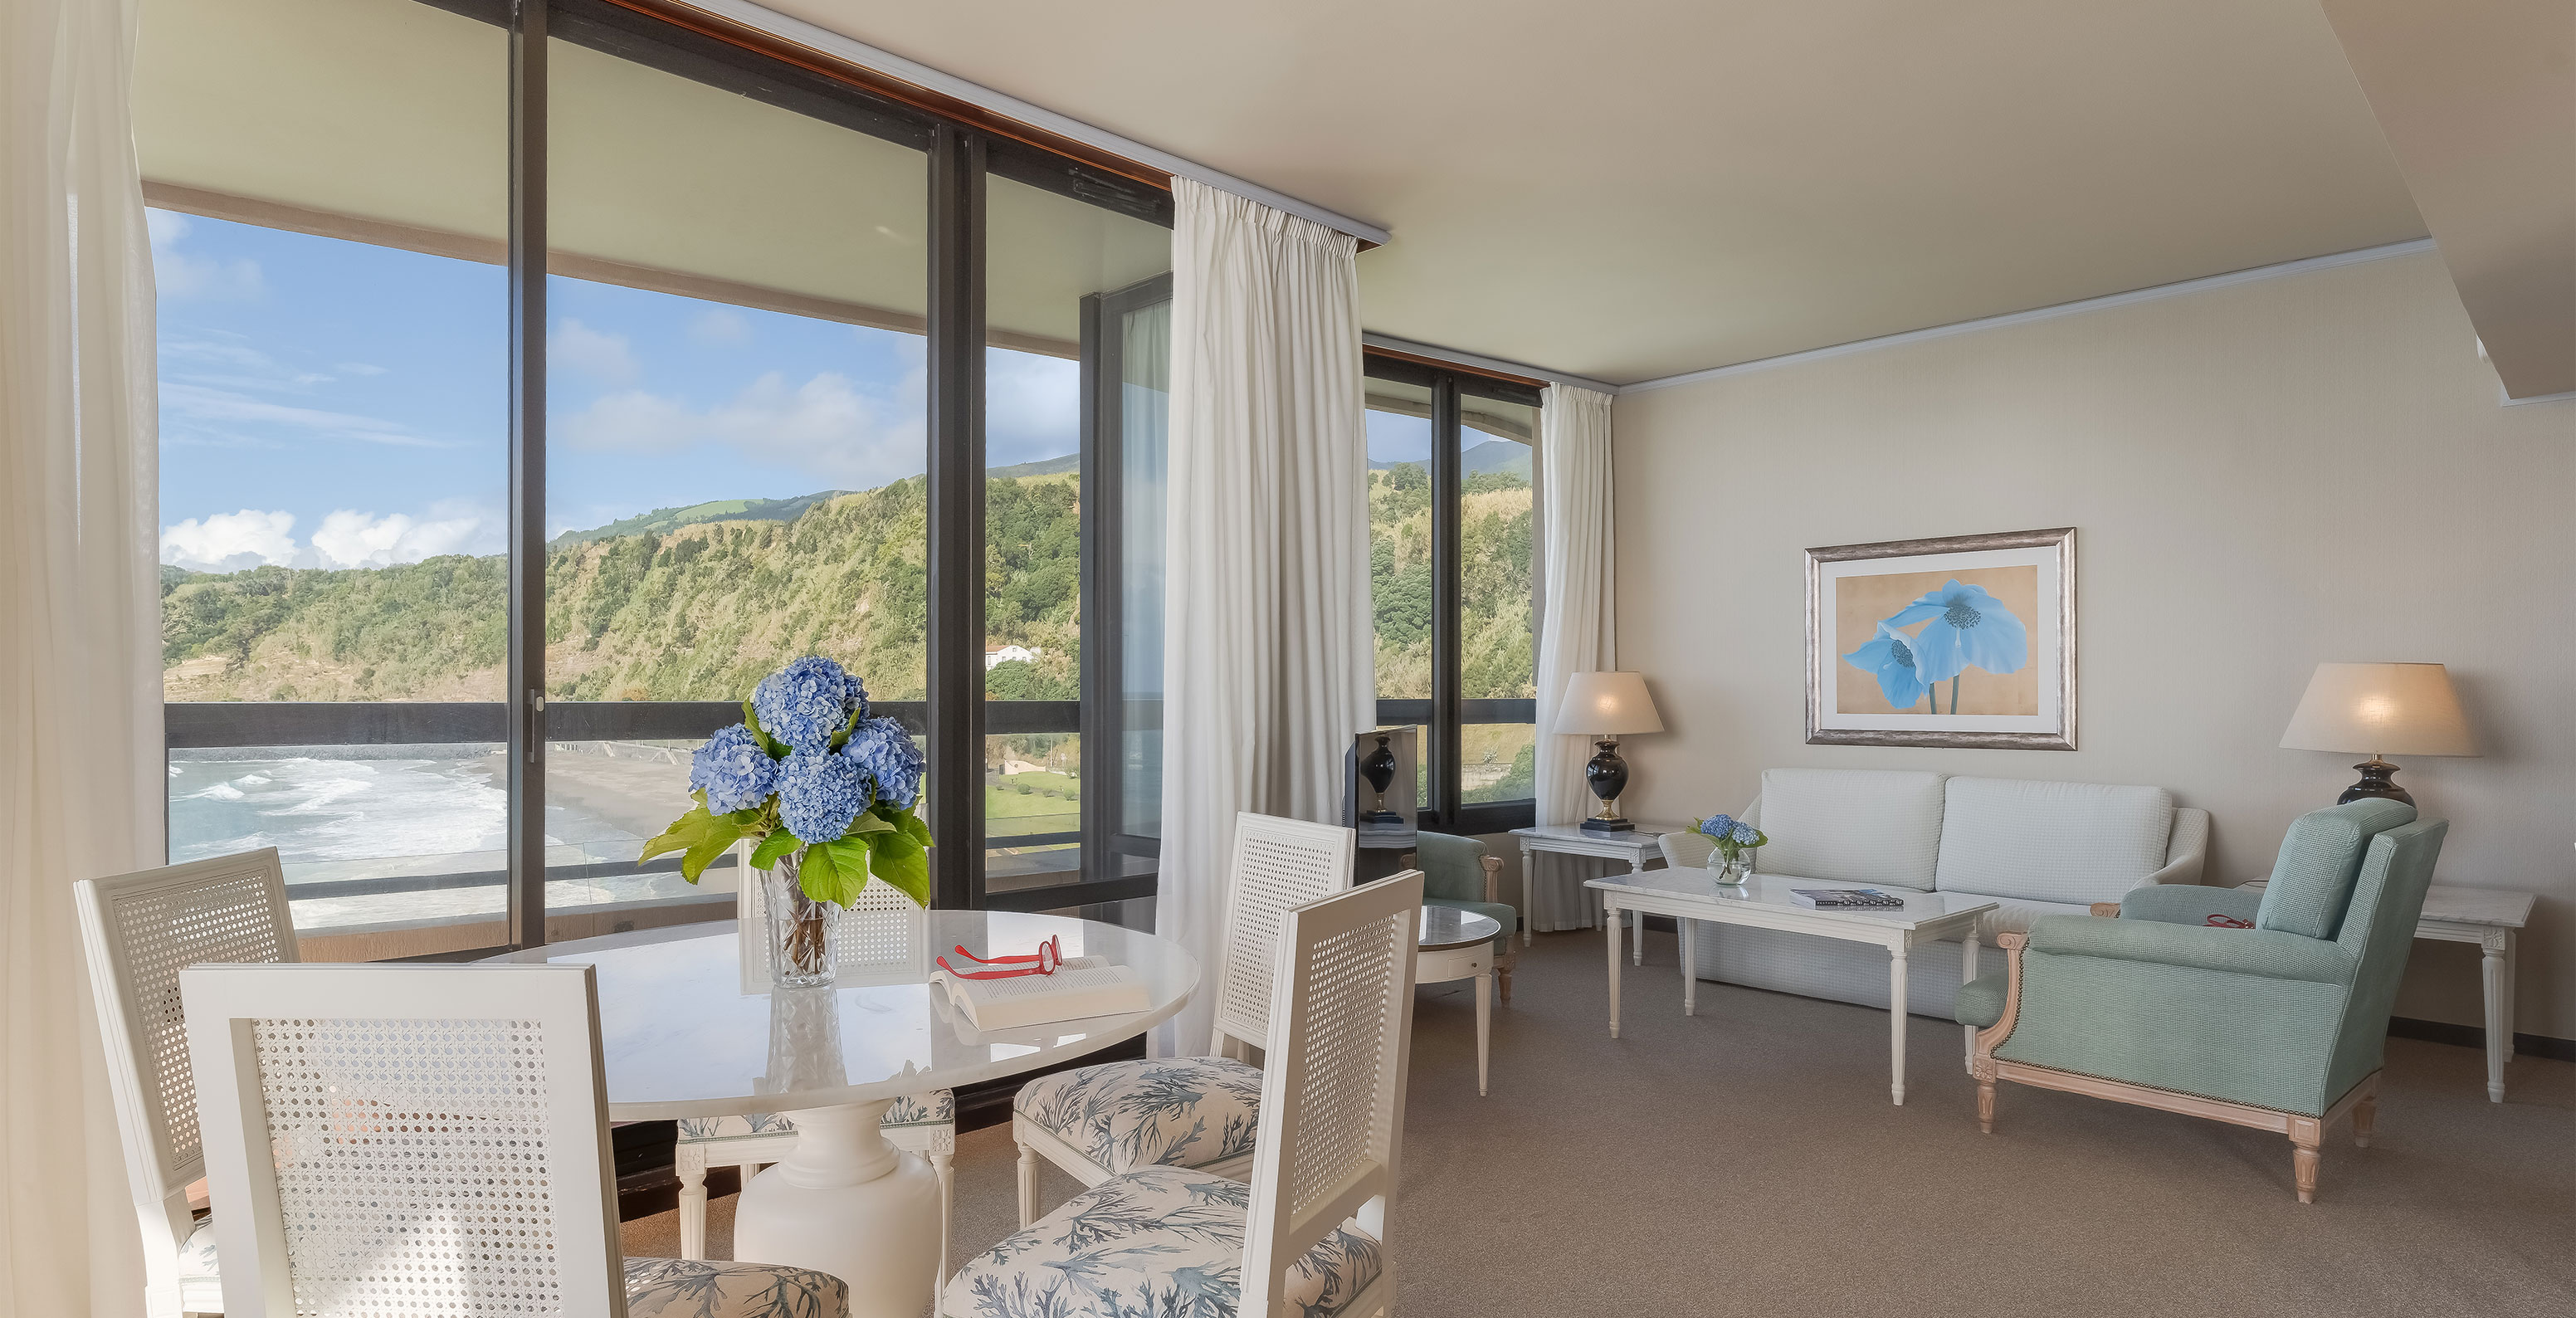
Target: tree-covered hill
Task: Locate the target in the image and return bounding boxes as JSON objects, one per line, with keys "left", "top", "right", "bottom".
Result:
{"left": 163, "top": 461, "right": 1533, "bottom": 710}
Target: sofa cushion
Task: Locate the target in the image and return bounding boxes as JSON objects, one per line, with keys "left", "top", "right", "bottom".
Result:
{"left": 2255, "top": 799, "right": 2417, "bottom": 940}
{"left": 1751, "top": 769, "right": 1947, "bottom": 889}
{"left": 1966, "top": 894, "right": 2095, "bottom": 943}
{"left": 1934, "top": 778, "right": 2174, "bottom": 903}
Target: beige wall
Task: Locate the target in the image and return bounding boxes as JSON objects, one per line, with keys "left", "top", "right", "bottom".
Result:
{"left": 1610, "top": 251, "right": 2575, "bottom": 1038}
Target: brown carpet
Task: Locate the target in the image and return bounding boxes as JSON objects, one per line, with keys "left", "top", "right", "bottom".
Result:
{"left": 625, "top": 928, "right": 2575, "bottom": 1317}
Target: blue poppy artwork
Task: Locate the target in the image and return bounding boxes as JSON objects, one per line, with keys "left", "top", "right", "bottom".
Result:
{"left": 1841, "top": 575, "right": 2031, "bottom": 714}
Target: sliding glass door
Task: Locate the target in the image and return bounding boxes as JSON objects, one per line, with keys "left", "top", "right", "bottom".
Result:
{"left": 139, "top": 0, "right": 1173, "bottom": 959}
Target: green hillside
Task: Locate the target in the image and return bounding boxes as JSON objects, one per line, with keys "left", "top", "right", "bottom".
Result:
{"left": 162, "top": 462, "right": 1532, "bottom": 718}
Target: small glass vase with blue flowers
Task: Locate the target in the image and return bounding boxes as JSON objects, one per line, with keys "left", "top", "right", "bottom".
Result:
{"left": 1688, "top": 813, "right": 1768, "bottom": 885}
{"left": 641, "top": 655, "right": 932, "bottom": 988}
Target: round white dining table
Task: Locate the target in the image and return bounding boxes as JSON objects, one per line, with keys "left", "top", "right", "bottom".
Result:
{"left": 486, "top": 910, "right": 1198, "bottom": 1318}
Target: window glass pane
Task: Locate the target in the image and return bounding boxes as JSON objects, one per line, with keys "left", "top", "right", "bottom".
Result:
{"left": 1461, "top": 393, "right": 1538, "bottom": 803}
{"left": 1119, "top": 299, "right": 1169, "bottom": 842}
{"left": 983, "top": 170, "right": 1169, "bottom": 896}
{"left": 1366, "top": 379, "right": 1436, "bottom": 701}
{"left": 542, "top": 32, "right": 929, "bottom": 928}
{"left": 142, "top": 0, "right": 510, "bottom": 951}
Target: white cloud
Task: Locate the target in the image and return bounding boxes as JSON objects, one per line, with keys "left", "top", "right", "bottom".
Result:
{"left": 549, "top": 317, "right": 637, "bottom": 384}
{"left": 161, "top": 503, "right": 502, "bottom": 574}
{"left": 689, "top": 309, "right": 751, "bottom": 345}
{"left": 148, "top": 210, "right": 265, "bottom": 301}
{"left": 561, "top": 368, "right": 927, "bottom": 487}
{"left": 985, "top": 350, "right": 1079, "bottom": 467}
{"left": 159, "top": 381, "right": 437, "bottom": 447}
{"left": 160, "top": 510, "right": 299, "bottom": 573}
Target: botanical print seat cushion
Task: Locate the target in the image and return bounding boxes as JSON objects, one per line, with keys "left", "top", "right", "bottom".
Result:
{"left": 624, "top": 1256, "right": 850, "bottom": 1318}
{"left": 678, "top": 1089, "right": 954, "bottom": 1144}
{"left": 178, "top": 1216, "right": 219, "bottom": 1281}
{"left": 940, "top": 1167, "right": 1380, "bottom": 1318}
{"left": 1012, "top": 1057, "right": 1261, "bottom": 1174}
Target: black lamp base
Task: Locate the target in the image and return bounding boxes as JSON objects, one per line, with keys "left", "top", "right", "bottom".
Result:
{"left": 1581, "top": 739, "right": 1635, "bottom": 832}
{"left": 2337, "top": 758, "right": 2414, "bottom": 808}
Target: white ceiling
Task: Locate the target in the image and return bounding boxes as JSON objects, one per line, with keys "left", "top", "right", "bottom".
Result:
{"left": 763, "top": 0, "right": 2429, "bottom": 385}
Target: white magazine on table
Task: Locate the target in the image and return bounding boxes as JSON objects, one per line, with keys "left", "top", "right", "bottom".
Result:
{"left": 929, "top": 955, "right": 1150, "bottom": 1031}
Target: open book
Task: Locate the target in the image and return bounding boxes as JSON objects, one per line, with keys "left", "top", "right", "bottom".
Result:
{"left": 929, "top": 956, "right": 1151, "bottom": 1031}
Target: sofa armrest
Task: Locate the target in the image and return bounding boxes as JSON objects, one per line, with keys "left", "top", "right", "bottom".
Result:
{"left": 2116, "top": 884, "right": 2262, "bottom": 928}
{"left": 2026, "top": 913, "right": 2349, "bottom": 984}
{"left": 2138, "top": 807, "right": 2208, "bottom": 886}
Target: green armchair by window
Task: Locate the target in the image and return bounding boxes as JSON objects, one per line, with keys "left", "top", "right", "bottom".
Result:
{"left": 1412, "top": 832, "right": 1520, "bottom": 1001}
{"left": 1957, "top": 799, "right": 2446, "bottom": 1203}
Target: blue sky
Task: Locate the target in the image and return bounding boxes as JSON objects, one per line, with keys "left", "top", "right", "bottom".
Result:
{"left": 154, "top": 211, "right": 1079, "bottom": 573}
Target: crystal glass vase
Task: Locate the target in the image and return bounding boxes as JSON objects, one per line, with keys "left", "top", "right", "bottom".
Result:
{"left": 1706, "top": 849, "right": 1754, "bottom": 885}
{"left": 763, "top": 852, "right": 839, "bottom": 988}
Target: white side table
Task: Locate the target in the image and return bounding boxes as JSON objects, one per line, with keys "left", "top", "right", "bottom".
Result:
{"left": 1510, "top": 823, "right": 1677, "bottom": 964}
{"left": 2242, "top": 878, "right": 2535, "bottom": 1101}
{"left": 1417, "top": 906, "right": 1505, "bottom": 1096}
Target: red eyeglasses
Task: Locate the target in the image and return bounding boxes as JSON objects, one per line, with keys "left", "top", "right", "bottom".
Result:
{"left": 937, "top": 935, "right": 1065, "bottom": 979}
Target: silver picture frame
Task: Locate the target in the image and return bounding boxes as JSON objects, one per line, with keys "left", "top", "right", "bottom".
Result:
{"left": 1804, "top": 526, "right": 2076, "bottom": 750}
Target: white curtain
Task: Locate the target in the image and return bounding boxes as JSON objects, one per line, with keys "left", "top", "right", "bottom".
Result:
{"left": 3, "top": 0, "right": 162, "bottom": 1313}
{"left": 1529, "top": 385, "right": 1617, "bottom": 931}
{"left": 1153, "top": 179, "right": 1372, "bottom": 1055}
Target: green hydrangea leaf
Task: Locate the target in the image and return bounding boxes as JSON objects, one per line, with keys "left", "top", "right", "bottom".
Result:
{"left": 861, "top": 826, "right": 930, "bottom": 908}
{"left": 748, "top": 829, "right": 801, "bottom": 871}
{"left": 800, "top": 837, "right": 874, "bottom": 907}
{"left": 742, "top": 699, "right": 788, "bottom": 759}
{"left": 642, "top": 803, "right": 744, "bottom": 883}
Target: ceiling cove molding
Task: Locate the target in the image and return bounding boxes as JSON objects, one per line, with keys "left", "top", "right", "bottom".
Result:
{"left": 1360, "top": 333, "right": 1620, "bottom": 395}
{"left": 676, "top": 0, "right": 1392, "bottom": 246}
{"left": 1617, "top": 238, "right": 2440, "bottom": 395}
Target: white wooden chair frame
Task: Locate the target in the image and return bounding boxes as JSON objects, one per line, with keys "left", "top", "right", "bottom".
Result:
{"left": 75, "top": 849, "right": 299, "bottom": 1318}
{"left": 952, "top": 872, "right": 1422, "bottom": 1318}
{"left": 183, "top": 962, "right": 630, "bottom": 1317}
{"left": 1011, "top": 812, "right": 1354, "bottom": 1221}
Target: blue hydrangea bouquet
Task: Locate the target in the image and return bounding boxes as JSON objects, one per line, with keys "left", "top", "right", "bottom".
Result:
{"left": 642, "top": 655, "right": 934, "bottom": 920}
{"left": 1688, "top": 813, "right": 1767, "bottom": 884}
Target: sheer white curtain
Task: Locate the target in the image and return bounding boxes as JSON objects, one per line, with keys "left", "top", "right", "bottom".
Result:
{"left": 3, "top": 0, "right": 162, "bottom": 1313}
{"left": 1153, "top": 179, "right": 1372, "bottom": 1055}
{"left": 1529, "top": 385, "right": 1617, "bottom": 930}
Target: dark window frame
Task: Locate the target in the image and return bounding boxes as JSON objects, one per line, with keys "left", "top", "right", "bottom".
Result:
{"left": 159, "top": 0, "right": 1174, "bottom": 957}
{"left": 1364, "top": 354, "right": 1544, "bottom": 837}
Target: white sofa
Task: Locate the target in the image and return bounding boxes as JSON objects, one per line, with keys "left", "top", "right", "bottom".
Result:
{"left": 1658, "top": 768, "right": 2208, "bottom": 1020}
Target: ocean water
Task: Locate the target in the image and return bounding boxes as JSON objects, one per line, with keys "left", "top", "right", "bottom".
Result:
{"left": 168, "top": 754, "right": 507, "bottom": 868}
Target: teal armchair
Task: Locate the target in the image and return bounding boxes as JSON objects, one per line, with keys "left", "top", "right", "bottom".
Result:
{"left": 1957, "top": 799, "right": 2447, "bottom": 1203}
{"left": 1412, "top": 832, "right": 1520, "bottom": 1001}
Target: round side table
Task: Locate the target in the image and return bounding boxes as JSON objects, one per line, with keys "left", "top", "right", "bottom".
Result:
{"left": 1417, "top": 906, "right": 1505, "bottom": 1096}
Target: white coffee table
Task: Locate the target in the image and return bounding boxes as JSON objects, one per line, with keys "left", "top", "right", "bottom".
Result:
{"left": 1510, "top": 823, "right": 1681, "bottom": 962}
{"left": 1587, "top": 870, "right": 1995, "bottom": 1106}
{"left": 1417, "top": 906, "right": 1505, "bottom": 1096}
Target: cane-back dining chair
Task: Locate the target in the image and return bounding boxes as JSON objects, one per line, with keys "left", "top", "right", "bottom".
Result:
{"left": 182, "top": 960, "right": 850, "bottom": 1318}
{"left": 74, "top": 849, "right": 300, "bottom": 1318}
{"left": 945, "top": 871, "right": 1423, "bottom": 1318}
{"left": 1008, "top": 812, "right": 1354, "bottom": 1224}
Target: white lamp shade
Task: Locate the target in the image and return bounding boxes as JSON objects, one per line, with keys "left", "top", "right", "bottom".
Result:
{"left": 2280, "top": 662, "right": 2478, "bottom": 757}
{"left": 1554, "top": 671, "right": 1663, "bottom": 735}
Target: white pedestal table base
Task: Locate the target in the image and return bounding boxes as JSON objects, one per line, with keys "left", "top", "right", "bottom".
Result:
{"left": 731, "top": 1099, "right": 943, "bottom": 1318}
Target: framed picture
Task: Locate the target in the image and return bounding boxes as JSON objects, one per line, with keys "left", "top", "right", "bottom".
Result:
{"left": 1805, "top": 527, "right": 2075, "bottom": 749}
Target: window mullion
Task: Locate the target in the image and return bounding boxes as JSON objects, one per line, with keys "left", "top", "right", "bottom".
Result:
{"left": 505, "top": 0, "right": 549, "bottom": 950}
{"left": 1430, "top": 373, "right": 1463, "bottom": 829}
{"left": 925, "top": 124, "right": 988, "bottom": 910}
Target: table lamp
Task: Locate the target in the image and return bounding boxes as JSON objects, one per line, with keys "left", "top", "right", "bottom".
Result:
{"left": 1555, "top": 671, "right": 1663, "bottom": 832}
{"left": 2279, "top": 661, "right": 2478, "bottom": 806}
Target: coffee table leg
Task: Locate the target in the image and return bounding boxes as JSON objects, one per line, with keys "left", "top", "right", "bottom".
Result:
{"left": 2481, "top": 931, "right": 2508, "bottom": 1102}
{"left": 1681, "top": 917, "right": 1696, "bottom": 1017}
{"left": 1961, "top": 933, "right": 1980, "bottom": 1075}
{"left": 1606, "top": 901, "right": 1623, "bottom": 1039}
{"left": 1631, "top": 858, "right": 1647, "bottom": 964}
{"left": 733, "top": 1099, "right": 941, "bottom": 1318}
{"left": 1888, "top": 944, "right": 1910, "bottom": 1106}
{"left": 1476, "top": 971, "right": 1491, "bottom": 1096}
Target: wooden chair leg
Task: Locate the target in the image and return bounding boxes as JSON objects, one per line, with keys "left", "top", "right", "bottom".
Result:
{"left": 2291, "top": 1117, "right": 2323, "bottom": 1204}
{"left": 676, "top": 1150, "right": 710, "bottom": 1260}
{"left": 2353, "top": 1091, "right": 2378, "bottom": 1148}
{"left": 1977, "top": 1079, "right": 1997, "bottom": 1134}
{"left": 1013, "top": 1128, "right": 1039, "bottom": 1227}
